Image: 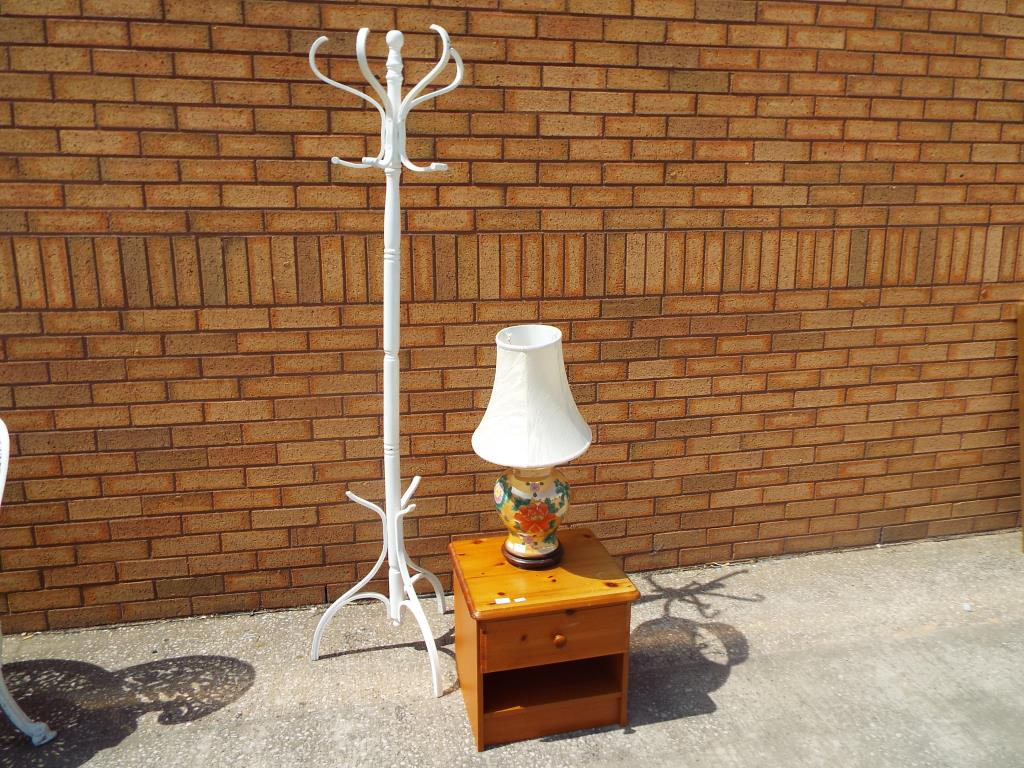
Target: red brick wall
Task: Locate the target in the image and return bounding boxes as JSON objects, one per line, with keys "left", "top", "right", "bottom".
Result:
{"left": 1, "top": 0, "right": 1022, "bottom": 632}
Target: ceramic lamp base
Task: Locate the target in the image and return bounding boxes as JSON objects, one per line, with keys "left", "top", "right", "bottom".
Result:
{"left": 493, "top": 467, "right": 570, "bottom": 570}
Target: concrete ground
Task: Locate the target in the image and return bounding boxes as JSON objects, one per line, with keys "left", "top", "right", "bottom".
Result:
{"left": 1, "top": 531, "right": 1022, "bottom": 768}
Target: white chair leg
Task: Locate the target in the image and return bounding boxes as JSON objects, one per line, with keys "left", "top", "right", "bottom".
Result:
{"left": 0, "top": 665, "right": 55, "bottom": 746}
{"left": 0, "top": 419, "right": 55, "bottom": 744}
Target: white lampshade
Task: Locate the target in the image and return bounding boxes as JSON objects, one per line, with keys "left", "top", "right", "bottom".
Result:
{"left": 472, "top": 325, "right": 592, "bottom": 469}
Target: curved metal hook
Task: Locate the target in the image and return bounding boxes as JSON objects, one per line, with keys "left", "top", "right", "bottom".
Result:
{"left": 400, "top": 25, "right": 464, "bottom": 119}
{"left": 355, "top": 27, "right": 390, "bottom": 111}
{"left": 309, "top": 35, "right": 386, "bottom": 115}
{"left": 400, "top": 475, "right": 421, "bottom": 507}
{"left": 400, "top": 24, "right": 450, "bottom": 116}
{"left": 332, "top": 156, "right": 382, "bottom": 170}
{"left": 345, "top": 489, "right": 385, "bottom": 520}
{"left": 309, "top": 34, "right": 387, "bottom": 169}
{"left": 401, "top": 156, "right": 448, "bottom": 173}
{"left": 405, "top": 46, "right": 463, "bottom": 115}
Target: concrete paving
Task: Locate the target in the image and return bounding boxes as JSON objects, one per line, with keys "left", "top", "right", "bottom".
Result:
{"left": 1, "top": 530, "right": 1022, "bottom": 768}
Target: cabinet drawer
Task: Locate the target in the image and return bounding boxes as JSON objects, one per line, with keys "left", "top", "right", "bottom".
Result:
{"left": 481, "top": 603, "right": 630, "bottom": 673}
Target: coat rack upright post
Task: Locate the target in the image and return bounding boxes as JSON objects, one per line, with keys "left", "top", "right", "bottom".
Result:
{"left": 307, "top": 25, "right": 463, "bottom": 697}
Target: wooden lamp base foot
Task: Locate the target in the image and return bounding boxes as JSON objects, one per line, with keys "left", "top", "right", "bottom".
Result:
{"left": 502, "top": 541, "right": 563, "bottom": 570}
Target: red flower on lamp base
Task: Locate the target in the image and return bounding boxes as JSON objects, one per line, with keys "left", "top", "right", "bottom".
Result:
{"left": 494, "top": 467, "right": 570, "bottom": 569}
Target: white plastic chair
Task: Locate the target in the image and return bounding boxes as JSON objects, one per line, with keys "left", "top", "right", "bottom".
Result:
{"left": 0, "top": 417, "right": 56, "bottom": 746}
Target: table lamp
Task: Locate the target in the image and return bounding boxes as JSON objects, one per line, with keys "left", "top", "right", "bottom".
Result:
{"left": 472, "top": 325, "right": 592, "bottom": 569}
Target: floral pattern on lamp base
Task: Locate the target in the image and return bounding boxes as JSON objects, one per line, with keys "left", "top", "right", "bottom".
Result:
{"left": 493, "top": 467, "right": 570, "bottom": 569}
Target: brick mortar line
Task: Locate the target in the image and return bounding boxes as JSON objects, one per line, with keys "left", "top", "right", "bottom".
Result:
{"left": 8, "top": 7, "right": 1024, "bottom": 45}
{"left": 7, "top": 446, "right": 1018, "bottom": 486}
{"left": 3, "top": 161, "right": 1021, "bottom": 172}
{"left": 4, "top": 174, "right": 1023, "bottom": 183}
{"left": 3, "top": 400, "right": 1016, "bottom": 420}
{"left": 4, "top": 406, "right": 1016, "bottom": 433}
{"left": 0, "top": 314, "right": 1016, "bottom": 332}
{"left": 3, "top": 497, "right": 1015, "bottom": 518}
{"left": 5, "top": 201, "right": 1024, "bottom": 209}
{"left": 0, "top": 301, "right": 1013, "bottom": 318}
{"left": 9, "top": 111, "right": 1024, "bottom": 126}
{"left": 1, "top": 207, "right": 1019, "bottom": 220}
{"left": 4, "top": 366, "right": 1016, "bottom": 397}
{"left": 4, "top": 205, "right": 1023, "bottom": 215}
{"left": 5, "top": 68, "right": 1020, "bottom": 87}
{"left": 6, "top": 402, "right": 1015, "bottom": 441}
{"left": 4, "top": 142, "right": 1024, "bottom": 152}
{"left": 8, "top": 40, "right": 1021, "bottom": 61}
{"left": 0, "top": 287, "right": 1019, "bottom": 310}
{"left": 5, "top": 363, "right": 1015, "bottom": 394}
{"left": 4, "top": 404, "right": 1013, "bottom": 423}
{"left": 6, "top": 83, "right": 1024, "bottom": 105}
{"left": 5, "top": 177, "right": 1015, "bottom": 184}
{"left": 6, "top": 59, "right": 1018, "bottom": 76}
{"left": 3, "top": 224, "right": 1022, "bottom": 237}
{"left": 3, "top": 361, "right": 1018, "bottom": 402}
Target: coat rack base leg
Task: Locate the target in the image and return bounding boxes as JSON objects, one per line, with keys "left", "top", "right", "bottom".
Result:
{"left": 309, "top": 564, "right": 445, "bottom": 698}
{"left": 309, "top": 486, "right": 446, "bottom": 697}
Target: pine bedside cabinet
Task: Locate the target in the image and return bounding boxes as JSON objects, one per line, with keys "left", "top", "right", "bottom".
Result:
{"left": 449, "top": 527, "right": 640, "bottom": 751}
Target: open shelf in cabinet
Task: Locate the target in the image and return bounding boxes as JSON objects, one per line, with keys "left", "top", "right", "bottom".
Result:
{"left": 482, "top": 654, "right": 622, "bottom": 714}
{"left": 478, "top": 654, "right": 627, "bottom": 745}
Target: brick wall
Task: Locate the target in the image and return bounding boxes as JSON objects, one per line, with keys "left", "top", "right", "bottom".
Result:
{"left": 1, "top": 0, "right": 1022, "bottom": 632}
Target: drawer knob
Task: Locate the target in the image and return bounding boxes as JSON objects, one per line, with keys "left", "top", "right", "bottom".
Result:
{"left": 552, "top": 633, "right": 567, "bottom": 648}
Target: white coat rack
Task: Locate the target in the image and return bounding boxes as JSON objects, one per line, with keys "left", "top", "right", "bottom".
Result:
{"left": 306, "top": 26, "right": 463, "bottom": 697}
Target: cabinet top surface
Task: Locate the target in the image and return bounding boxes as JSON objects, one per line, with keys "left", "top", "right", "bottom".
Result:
{"left": 449, "top": 528, "right": 639, "bottom": 620}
